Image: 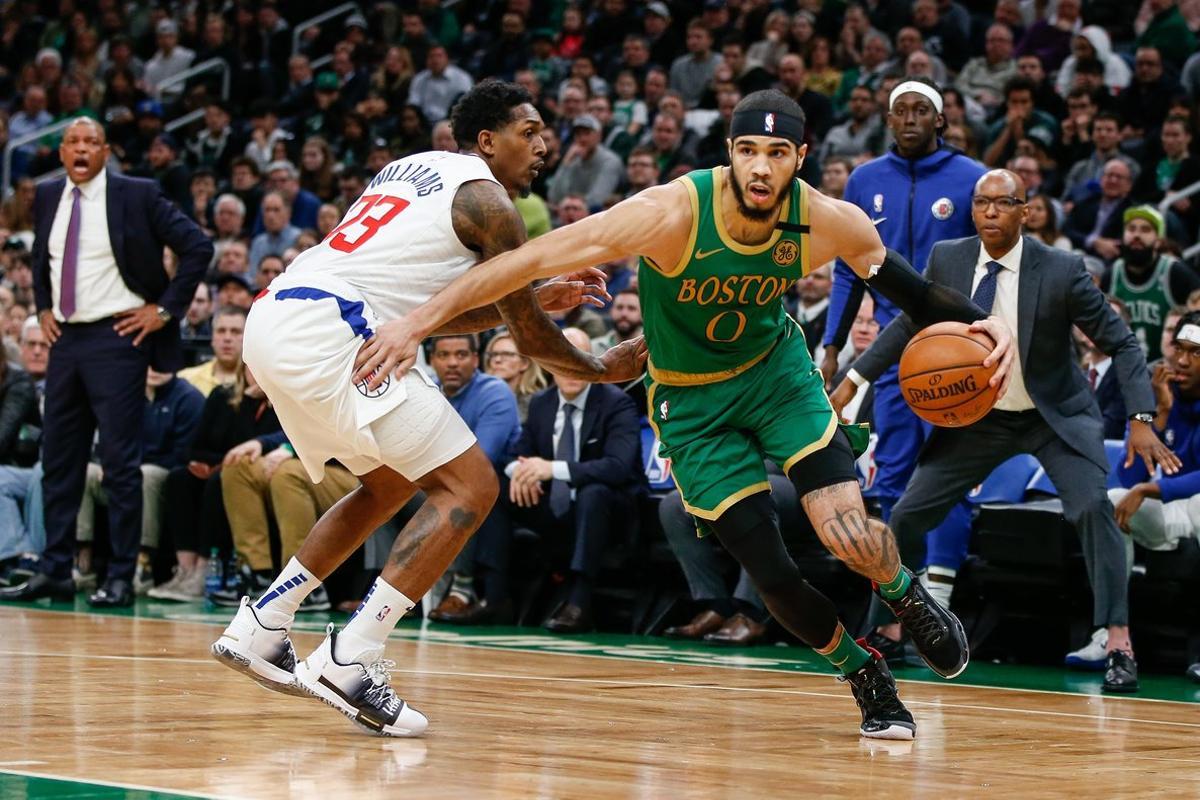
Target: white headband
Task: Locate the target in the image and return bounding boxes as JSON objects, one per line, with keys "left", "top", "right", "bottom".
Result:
{"left": 889, "top": 81, "right": 944, "bottom": 114}
{"left": 1176, "top": 324, "right": 1200, "bottom": 345}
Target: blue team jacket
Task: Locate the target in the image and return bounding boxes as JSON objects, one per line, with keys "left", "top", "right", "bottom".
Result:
{"left": 825, "top": 145, "right": 987, "bottom": 347}
{"left": 1117, "top": 387, "right": 1200, "bottom": 503}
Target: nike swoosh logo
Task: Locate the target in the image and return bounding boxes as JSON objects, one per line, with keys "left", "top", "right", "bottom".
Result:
{"left": 872, "top": 217, "right": 887, "bottom": 226}
{"left": 695, "top": 247, "right": 726, "bottom": 260}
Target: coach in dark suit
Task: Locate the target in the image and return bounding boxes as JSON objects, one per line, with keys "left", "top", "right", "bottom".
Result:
{"left": 831, "top": 169, "right": 1178, "bottom": 693}
{"left": 0, "top": 118, "right": 210, "bottom": 607}
{"left": 499, "top": 328, "right": 642, "bottom": 633}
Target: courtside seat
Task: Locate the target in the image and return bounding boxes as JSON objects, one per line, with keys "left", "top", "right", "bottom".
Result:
{"left": 967, "top": 455, "right": 1040, "bottom": 505}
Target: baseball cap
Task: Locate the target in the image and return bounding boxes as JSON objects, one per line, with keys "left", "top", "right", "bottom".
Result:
{"left": 344, "top": 12, "right": 368, "bottom": 29}
{"left": 135, "top": 99, "right": 163, "bottom": 118}
{"left": 572, "top": 114, "right": 601, "bottom": 132}
{"left": 646, "top": 1, "right": 671, "bottom": 18}
{"left": 315, "top": 71, "right": 340, "bottom": 92}
{"left": 1123, "top": 205, "right": 1164, "bottom": 238}
{"left": 156, "top": 19, "right": 178, "bottom": 36}
{"left": 216, "top": 273, "right": 253, "bottom": 292}
{"left": 153, "top": 132, "right": 179, "bottom": 151}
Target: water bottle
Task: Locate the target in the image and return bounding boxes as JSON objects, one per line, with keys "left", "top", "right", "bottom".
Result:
{"left": 204, "top": 547, "right": 223, "bottom": 610}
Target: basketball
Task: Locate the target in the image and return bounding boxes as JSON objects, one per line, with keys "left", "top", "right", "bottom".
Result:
{"left": 898, "top": 321, "right": 1000, "bottom": 427}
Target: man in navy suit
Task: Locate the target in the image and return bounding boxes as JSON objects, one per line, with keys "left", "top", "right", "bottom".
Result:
{"left": 498, "top": 327, "right": 642, "bottom": 633}
{"left": 0, "top": 118, "right": 211, "bottom": 607}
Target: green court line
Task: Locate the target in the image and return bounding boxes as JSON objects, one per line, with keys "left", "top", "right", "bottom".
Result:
{"left": 0, "top": 771, "right": 223, "bottom": 800}
{"left": 4, "top": 597, "right": 1199, "bottom": 704}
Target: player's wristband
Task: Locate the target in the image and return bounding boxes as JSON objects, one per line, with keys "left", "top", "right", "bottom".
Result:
{"left": 847, "top": 369, "right": 868, "bottom": 389}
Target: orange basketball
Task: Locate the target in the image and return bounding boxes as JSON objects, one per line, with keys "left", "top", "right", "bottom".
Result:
{"left": 898, "top": 321, "right": 1000, "bottom": 428}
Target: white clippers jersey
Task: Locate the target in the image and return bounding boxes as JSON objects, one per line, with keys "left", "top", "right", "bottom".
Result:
{"left": 285, "top": 151, "right": 499, "bottom": 322}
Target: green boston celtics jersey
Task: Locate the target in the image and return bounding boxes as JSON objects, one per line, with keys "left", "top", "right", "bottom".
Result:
{"left": 1110, "top": 255, "right": 1174, "bottom": 362}
{"left": 638, "top": 167, "right": 812, "bottom": 386}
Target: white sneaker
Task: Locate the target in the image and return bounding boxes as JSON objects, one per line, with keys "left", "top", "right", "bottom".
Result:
{"left": 211, "top": 597, "right": 306, "bottom": 697}
{"left": 1065, "top": 628, "right": 1109, "bottom": 671}
{"left": 148, "top": 567, "right": 188, "bottom": 599}
{"left": 294, "top": 625, "right": 428, "bottom": 737}
{"left": 153, "top": 567, "right": 204, "bottom": 602}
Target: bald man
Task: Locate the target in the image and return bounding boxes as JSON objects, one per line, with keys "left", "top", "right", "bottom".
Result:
{"left": 832, "top": 169, "right": 1177, "bottom": 694}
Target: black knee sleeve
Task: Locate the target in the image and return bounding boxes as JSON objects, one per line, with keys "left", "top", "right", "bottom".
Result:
{"left": 709, "top": 493, "right": 840, "bottom": 647}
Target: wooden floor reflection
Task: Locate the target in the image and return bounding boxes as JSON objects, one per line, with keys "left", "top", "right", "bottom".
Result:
{"left": 1, "top": 607, "right": 1198, "bottom": 799}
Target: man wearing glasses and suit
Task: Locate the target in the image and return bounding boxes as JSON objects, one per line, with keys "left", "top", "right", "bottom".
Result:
{"left": 830, "top": 169, "right": 1179, "bottom": 694}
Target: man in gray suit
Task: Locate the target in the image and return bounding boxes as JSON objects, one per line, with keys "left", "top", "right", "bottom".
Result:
{"left": 830, "top": 169, "right": 1180, "bottom": 693}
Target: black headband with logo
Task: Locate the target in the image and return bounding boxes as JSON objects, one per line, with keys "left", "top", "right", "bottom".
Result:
{"left": 729, "top": 110, "right": 805, "bottom": 145}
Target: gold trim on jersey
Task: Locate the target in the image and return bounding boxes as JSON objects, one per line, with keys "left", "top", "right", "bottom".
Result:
{"left": 711, "top": 167, "right": 791, "bottom": 255}
{"left": 647, "top": 338, "right": 775, "bottom": 386}
{"left": 643, "top": 176, "right": 701, "bottom": 277}
{"left": 683, "top": 481, "right": 773, "bottom": 521}
{"left": 646, "top": 381, "right": 662, "bottom": 440}
{"left": 782, "top": 409, "right": 839, "bottom": 473}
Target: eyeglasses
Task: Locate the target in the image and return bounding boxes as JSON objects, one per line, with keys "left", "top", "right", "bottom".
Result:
{"left": 971, "top": 195, "right": 1025, "bottom": 212}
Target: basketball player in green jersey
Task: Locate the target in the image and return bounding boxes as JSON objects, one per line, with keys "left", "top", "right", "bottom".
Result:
{"left": 356, "top": 90, "right": 1015, "bottom": 739}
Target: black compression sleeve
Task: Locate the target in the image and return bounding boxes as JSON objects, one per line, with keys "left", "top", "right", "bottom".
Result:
{"left": 867, "top": 248, "right": 987, "bottom": 328}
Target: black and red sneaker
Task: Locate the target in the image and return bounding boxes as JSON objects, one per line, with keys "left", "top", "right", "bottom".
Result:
{"left": 839, "top": 640, "right": 916, "bottom": 740}
{"left": 879, "top": 567, "right": 969, "bottom": 679}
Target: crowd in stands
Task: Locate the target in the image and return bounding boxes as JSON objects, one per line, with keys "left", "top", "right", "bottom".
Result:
{"left": 0, "top": 0, "right": 1198, "bottom": 679}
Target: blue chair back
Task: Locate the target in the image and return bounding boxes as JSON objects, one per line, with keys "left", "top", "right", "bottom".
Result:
{"left": 968, "top": 454, "right": 1040, "bottom": 504}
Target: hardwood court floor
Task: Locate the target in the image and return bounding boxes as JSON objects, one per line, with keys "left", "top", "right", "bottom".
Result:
{"left": 1, "top": 603, "right": 1198, "bottom": 800}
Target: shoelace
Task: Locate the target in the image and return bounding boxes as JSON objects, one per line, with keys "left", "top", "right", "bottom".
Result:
{"left": 849, "top": 668, "right": 907, "bottom": 716}
{"left": 894, "top": 596, "right": 945, "bottom": 644}
{"left": 362, "top": 658, "right": 400, "bottom": 710}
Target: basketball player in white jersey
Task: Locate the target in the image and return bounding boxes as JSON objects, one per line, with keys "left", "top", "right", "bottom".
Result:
{"left": 210, "top": 80, "right": 647, "bottom": 736}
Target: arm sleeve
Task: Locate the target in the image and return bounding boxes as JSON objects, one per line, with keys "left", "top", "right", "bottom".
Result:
{"left": 825, "top": 259, "right": 865, "bottom": 349}
{"left": 1158, "top": 469, "right": 1200, "bottom": 503}
{"left": 849, "top": 313, "right": 919, "bottom": 383}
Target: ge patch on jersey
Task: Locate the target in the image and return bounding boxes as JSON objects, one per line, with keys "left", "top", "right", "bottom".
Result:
{"left": 773, "top": 240, "right": 798, "bottom": 267}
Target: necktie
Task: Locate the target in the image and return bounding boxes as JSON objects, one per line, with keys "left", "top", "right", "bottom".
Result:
{"left": 60, "top": 187, "right": 82, "bottom": 320}
{"left": 549, "top": 403, "right": 576, "bottom": 518}
{"left": 1089, "top": 367, "right": 1098, "bottom": 391}
{"left": 972, "top": 260, "right": 1002, "bottom": 314}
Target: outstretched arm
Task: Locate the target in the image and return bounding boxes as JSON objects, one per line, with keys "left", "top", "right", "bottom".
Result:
{"left": 433, "top": 268, "right": 612, "bottom": 335}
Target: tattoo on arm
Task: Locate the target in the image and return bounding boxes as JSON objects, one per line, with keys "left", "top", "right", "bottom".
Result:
{"left": 802, "top": 483, "right": 901, "bottom": 583}
{"left": 452, "top": 180, "right": 605, "bottom": 380}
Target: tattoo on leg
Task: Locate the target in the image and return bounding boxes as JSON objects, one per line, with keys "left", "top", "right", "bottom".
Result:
{"left": 387, "top": 502, "right": 442, "bottom": 569}
{"left": 449, "top": 506, "right": 478, "bottom": 531}
{"left": 804, "top": 484, "right": 901, "bottom": 582}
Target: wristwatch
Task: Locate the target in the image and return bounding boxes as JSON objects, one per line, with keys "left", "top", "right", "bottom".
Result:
{"left": 156, "top": 305, "right": 172, "bottom": 324}
{"left": 1130, "top": 412, "right": 1155, "bottom": 425}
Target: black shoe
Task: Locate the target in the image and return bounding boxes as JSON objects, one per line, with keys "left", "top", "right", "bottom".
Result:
{"left": 89, "top": 578, "right": 133, "bottom": 608}
{"left": 0, "top": 572, "right": 75, "bottom": 602}
{"left": 839, "top": 644, "right": 916, "bottom": 740}
{"left": 1102, "top": 650, "right": 1139, "bottom": 693}
{"left": 209, "top": 572, "right": 270, "bottom": 608}
{"left": 863, "top": 630, "right": 910, "bottom": 668}
{"left": 1187, "top": 662, "right": 1200, "bottom": 684}
{"left": 0, "top": 555, "right": 40, "bottom": 588}
{"left": 881, "top": 568, "right": 969, "bottom": 679}
{"left": 298, "top": 585, "right": 331, "bottom": 613}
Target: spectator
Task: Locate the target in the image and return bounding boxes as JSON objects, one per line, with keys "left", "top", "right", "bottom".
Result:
{"left": 793, "top": 264, "right": 832, "bottom": 360}
{"left": 1023, "top": 194, "right": 1071, "bottom": 250}
{"left": 257, "top": 161, "right": 320, "bottom": 234}
{"left": 1062, "top": 111, "right": 1138, "bottom": 199}
{"left": 227, "top": 157, "right": 264, "bottom": 232}
{"left": 316, "top": 204, "right": 341, "bottom": 241}
{"left": 483, "top": 332, "right": 547, "bottom": 423}
{"left": 1016, "top": 53, "right": 1067, "bottom": 121}
{"left": 623, "top": 147, "right": 661, "bottom": 198}
{"left": 776, "top": 54, "right": 833, "bottom": 143}
{"left": 255, "top": 254, "right": 285, "bottom": 292}
{"left": 721, "top": 34, "right": 773, "bottom": 97}
{"left": 279, "top": 54, "right": 315, "bottom": 119}
{"left": 248, "top": 191, "right": 300, "bottom": 278}
{"left": 142, "top": 19, "right": 195, "bottom": 97}
{"left": 1103, "top": 206, "right": 1199, "bottom": 361}
{"left": 1074, "top": 299, "right": 1131, "bottom": 440}
{"left": 1015, "top": 0, "right": 1081, "bottom": 73}
{"left": 547, "top": 115, "right": 624, "bottom": 209}
{"left": 188, "top": 169, "right": 218, "bottom": 232}
{"left": 181, "top": 282, "right": 213, "bottom": 340}
{"left": 431, "top": 120, "right": 457, "bottom": 153}
{"left": 1064, "top": 158, "right": 1135, "bottom": 261}
{"left": 424, "top": 334, "right": 521, "bottom": 624}
{"left": 645, "top": 113, "right": 695, "bottom": 181}
{"left": 186, "top": 101, "right": 239, "bottom": 175}
{"left": 1135, "top": 0, "right": 1197, "bottom": 69}
{"left": 983, "top": 77, "right": 1059, "bottom": 168}
{"left": 670, "top": 20, "right": 722, "bottom": 109}
{"left": 1135, "top": 116, "right": 1200, "bottom": 233}
{"left": 1008, "top": 154, "right": 1044, "bottom": 197}
{"left": 1109, "top": 312, "right": 1200, "bottom": 682}
{"left": 805, "top": 37, "right": 842, "bottom": 98}
{"left": 1054, "top": 27, "right": 1132, "bottom": 98}
{"left": 497, "top": 328, "right": 642, "bottom": 633}
{"left": 820, "top": 156, "right": 853, "bottom": 200}
{"left": 243, "top": 101, "right": 291, "bottom": 174}
{"left": 76, "top": 367, "right": 204, "bottom": 595}
{"left": 178, "top": 306, "right": 247, "bottom": 397}
{"left": 140, "top": 133, "right": 190, "bottom": 209}
{"left": 18, "top": 317, "right": 48, "bottom": 393}
{"left": 909, "top": 0, "right": 969, "bottom": 71}
{"left": 819, "top": 85, "right": 885, "bottom": 164}
{"left": 151, "top": 358, "right": 285, "bottom": 602}
{"left": 590, "top": 288, "right": 643, "bottom": 355}
{"left": 214, "top": 241, "right": 250, "bottom": 278}
{"left": 1117, "top": 47, "right": 1179, "bottom": 144}
{"left": 407, "top": 45, "right": 474, "bottom": 125}
{"left": 955, "top": 24, "right": 1017, "bottom": 110}
{"left": 1, "top": 119, "right": 210, "bottom": 608}
{"left": 215, "top": 274, "right": 255, "bottom": 311}
{"left": 212, "top": 194, "right": 247, "bottom": 245}
{"left": 555, "top": 194, "right": 590, "bottom": 228}
{"left": 7, "top": 86, "right": 52, "bottom": 179}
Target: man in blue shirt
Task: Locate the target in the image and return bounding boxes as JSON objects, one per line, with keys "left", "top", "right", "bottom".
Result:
{"left": 1109, "top": 312, "right": 1200, "bottom": 684}
{"left": 823, "top": 77, "right": 986, "bottom": 663}
{"left": 426, "top": 334, "right": 521, "bottom": 624}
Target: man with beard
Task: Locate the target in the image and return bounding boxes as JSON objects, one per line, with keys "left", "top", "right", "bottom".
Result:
{"left": 209, "top": 80, "right": 644, "bottom": 737}
{"left": 590, "top": 287, "right": 643, "bottom": 354}
{"left": 1104, "top": 206, "right": 1199, "bottom": 362}
{"left": 362, "top": 89, "right": 1019, "bottom": 741}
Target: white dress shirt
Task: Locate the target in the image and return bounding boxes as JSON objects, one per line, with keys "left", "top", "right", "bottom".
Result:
{"left": 972, "top": 236, "right": 1035, "bottom": 411}
{"left": 1088, "top": 356, "right": 1112, "bottom": 388}
{"left": 47, "top": 169, "right": 144, "bottom": 323}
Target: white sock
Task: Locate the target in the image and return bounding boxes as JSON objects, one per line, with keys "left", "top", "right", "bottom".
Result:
{"left": 253, "top": 557, "right": 319, "bottom": 629}
{"left": 336, "top": 577, "right": 415, "bottom": 664}
{"left": 926, "top": 565, "right": 957, "bottom": 609}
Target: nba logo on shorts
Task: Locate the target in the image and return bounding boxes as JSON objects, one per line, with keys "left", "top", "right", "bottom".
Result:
{"left": 356, "top": 368, "right": 391, "bottom": 398}
{"left": 376, "top": 605, "right": 391, "bottom": 622}
{"left": 763, "top": 113, "right": 775, "bottom": 133}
